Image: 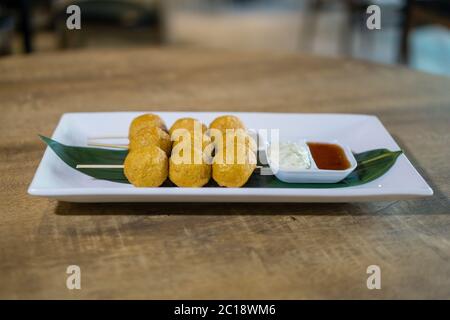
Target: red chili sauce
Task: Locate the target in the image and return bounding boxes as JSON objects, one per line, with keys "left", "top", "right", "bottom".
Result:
{"left": 307, "top": 142, "right": 351, "bottom": 170}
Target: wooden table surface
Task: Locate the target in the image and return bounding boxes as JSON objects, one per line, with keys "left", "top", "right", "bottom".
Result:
{"left": 0, "top": 47, "right": 449, "bottom": 299}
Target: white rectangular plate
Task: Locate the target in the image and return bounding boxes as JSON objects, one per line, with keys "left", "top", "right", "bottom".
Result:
{"left": 28, "top": 112, "right": 433, "bottom": 202}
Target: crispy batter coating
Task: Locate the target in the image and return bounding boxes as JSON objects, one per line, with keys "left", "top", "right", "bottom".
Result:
{"left": 210, "top": 129, "right": 257, "bottom": 154}
{"left": 171, "top": 128, "right": 213, "bottom": 152}
{"left": 124, "top": 146, "right": 168, "bottom": 187}
{"left": 169, "top": 117, "right": 207, "bottom": 136}
{"left": 212, "top": 142, "right": 256, "bottom": 188}
{"left": 169, "top": 147, "right": 211, "bottom": 187}
{"left": 209, "top": 115, "right": 245, "bottom": 133}
{"left": 129, "top": 114, "right": 167, "bottom": 138}
{"left": 129, "top": 127, "right": 172, "bottom": 156}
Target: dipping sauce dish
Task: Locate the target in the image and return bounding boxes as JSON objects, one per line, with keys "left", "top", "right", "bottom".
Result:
{"left": 307, "top": 142, "right": 351, "bottom": 170}
{"left": 266, "top": 140, "right": 357, "bottom": 183}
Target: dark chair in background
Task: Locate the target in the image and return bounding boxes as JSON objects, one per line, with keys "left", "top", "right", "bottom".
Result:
{"left": 54, "top": 0, "right": 166, "bottom": 49}
{"left": 300, "top": 0, "right": 405, "bottom": 56}
{"left": 0, "top": 7, "right": 15, "bottom": 55}
{"left": 0, "top": 0, "right": 166, "bottom": 54}
{"left": 301, "top": 0, "right": 450, "bottom": 64}
{"left": 400, "top": 0, "right": 450, "bottom": 63}
{"left": 0, "top": 0, "right": 39, "bottom": 54}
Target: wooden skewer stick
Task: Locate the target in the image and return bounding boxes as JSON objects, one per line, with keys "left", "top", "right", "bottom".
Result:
{"left": 88, "top": 136, "right": 128, "bottom": 140}
{"left": 76, "top": 164, "right": 265, "bottom": 169}
{"left": 76, "top": 164, "right": 125, "bottom": 169}
{"left": 87, "top": 142, "right": 129, "bottom": 149}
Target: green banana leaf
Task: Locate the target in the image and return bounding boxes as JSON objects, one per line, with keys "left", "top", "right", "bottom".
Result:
{"left": 40, "top": 135, "right": 402, "bottom": 188}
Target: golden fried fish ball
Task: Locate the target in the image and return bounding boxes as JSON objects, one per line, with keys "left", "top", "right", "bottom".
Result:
{"left": 169, "top": 147, "right": 211, "bottom": 187}
{"left": 129, "top": 127, "right": 172, "bottom": 156}
{"left": 171, "top": 128, "right": 212, "bottom": 151}
{"left": 212, "top": 142, "right": 256, "bottom": 188}
{"left": 129, "top": 113, "right": 167, "bottom": 138}
{"left": 169, "top": 117, "right": 207, "bottom": 136}
{"left": 124, "top": 146, "right": 168, "bottom": 187}
{"left": 210, "top": 129, "right": 257, "bottom": 154}
{"left": 209, "top": 115, "right": 245, "bottom": 133}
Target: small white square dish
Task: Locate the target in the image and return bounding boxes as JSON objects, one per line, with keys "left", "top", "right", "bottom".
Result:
{"left": 265, "top": 140, "right": 358, "bottom": 183}
{"left": 28, "top": 112, "right": 433, "bottom": 202}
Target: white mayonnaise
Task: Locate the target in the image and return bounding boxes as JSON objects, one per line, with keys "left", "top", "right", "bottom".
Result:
{"left": 268, "top": 142, "right": 311, "bottom": 171}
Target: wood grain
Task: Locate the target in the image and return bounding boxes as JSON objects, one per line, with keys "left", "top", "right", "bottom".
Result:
{"left": 0, "top": 47, "right": 449, "bottom": 299}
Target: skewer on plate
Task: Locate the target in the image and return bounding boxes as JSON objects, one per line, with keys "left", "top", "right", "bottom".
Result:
{"left": 76, "top": 164, "right": 263, "bottom": 169}
{"left": 76, "top": 164, "right": 124, "bottom": 169}
{"left": 86, "top": 141, "right": 128, "bottom": 149}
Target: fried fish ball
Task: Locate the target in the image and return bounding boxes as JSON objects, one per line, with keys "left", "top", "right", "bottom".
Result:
{"left": 169, "top": 117, "right": 207, "bottom": 136}
{"left": 212, "top": 142, "right": 256, "bottom": 188}
{"left": 129, "top": 127, "right": 172, "bottom": 156}
{"left": 124, "top": 146, "right": 168, "bottom": 187}
{"left": 129, "top": 113, "right": 167, "bottom": 138}
{"left": 171, "top": 128, "right": 212, "bottom": 151}
{"left": 169, "top": 147, "right": 211, "bottom": 187}
{"left": 209, "top": 115, "right": 245, "bottom": 133}
{"left": 210, "top": 129, "right": 257, "bottom": 154}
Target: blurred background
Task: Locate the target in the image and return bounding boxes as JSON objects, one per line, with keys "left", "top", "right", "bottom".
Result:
{"left": 0, "top": 0, "right": 449, "bottom": 76}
